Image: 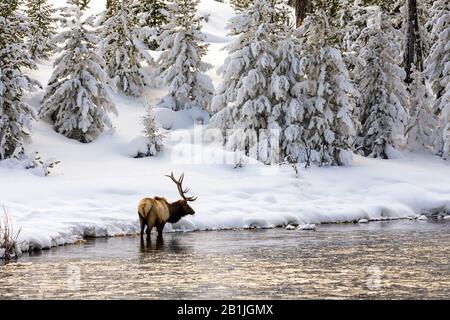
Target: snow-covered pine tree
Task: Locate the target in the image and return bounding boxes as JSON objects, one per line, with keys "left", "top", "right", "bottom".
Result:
{"left": 293, "top": 5, "right": 359, "bottom": 166}
{"left": 0, "top": 2, "right": 40, "bottom": 160}
{"left": 270, "top": 28, "right": 308, "bottom": 163}
{"left": 353, "top": 6, "right": 409, "bottom": 159}
{"left": 140, "top": 104, "right": 164, "bottom": 156}
{"left": 425, "top": 0, "right": 450, "bottom": 159}
{"left": 133, "top": 0, "right": 168, "bottom": 50}
{"left": 155, "top": 0, "right": 214, "bottom": 111}
{"left": 406, "top": 65, "right": 436, "bottom": 150}
{"left": 100, "top": 0, "right": 153, "bottom": 97}
{"left": 210, "top": 0, "right": 284, "bottom": 164}
{"left": 40, "top": 1, "right": 117, "bottom": 143}
{"left": 25, "top": 0, "right": 57, "bottom": 60}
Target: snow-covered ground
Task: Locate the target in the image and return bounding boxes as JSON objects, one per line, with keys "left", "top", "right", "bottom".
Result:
{"left": 1, "top": 0, "right": 449, "bottom": 252}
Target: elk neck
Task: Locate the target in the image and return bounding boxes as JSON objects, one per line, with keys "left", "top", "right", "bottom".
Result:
{"left": 167, "top": 200, "right": 187, "bottom": 223}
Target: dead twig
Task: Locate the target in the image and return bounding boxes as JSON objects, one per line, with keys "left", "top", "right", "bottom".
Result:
{"left": 0, "top": 206, "right": 21, "bottom": 261}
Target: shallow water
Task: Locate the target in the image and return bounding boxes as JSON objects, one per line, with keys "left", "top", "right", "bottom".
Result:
{"left": 0, "top": 219, "right": 449, "bottom": 299}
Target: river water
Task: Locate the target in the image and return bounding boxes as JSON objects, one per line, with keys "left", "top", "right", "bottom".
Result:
{"left": 0, "top": 219, "right": 449, "bottom": 299}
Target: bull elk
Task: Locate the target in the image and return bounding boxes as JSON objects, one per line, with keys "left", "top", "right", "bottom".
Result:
{"left": 138, "top": 172, "right": 197, "bottom": 238}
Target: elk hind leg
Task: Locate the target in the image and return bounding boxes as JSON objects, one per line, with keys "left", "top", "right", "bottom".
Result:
{"left": 146, "top": 216, "right": 156, "bottom": 237}
{"left": 139, "top": 216, "right": 146, "bottom": 238}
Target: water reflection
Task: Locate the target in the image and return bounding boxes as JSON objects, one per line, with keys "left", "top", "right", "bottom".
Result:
{"left": 139, "top": 234, "right": 187, "bottom": 254}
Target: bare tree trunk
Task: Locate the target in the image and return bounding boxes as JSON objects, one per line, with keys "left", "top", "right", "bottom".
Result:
{"left": 404, "top": 0, "right": 424, "bottom": 83}
{"left": 288, "top": 0, "right": 311, "bottom": 28}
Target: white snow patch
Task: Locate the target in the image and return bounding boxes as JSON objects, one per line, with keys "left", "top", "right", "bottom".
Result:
{"left": 298, "top": 224, "right": 316, "bottom": 231}
{"left": 154, "top": 107, "right": 209, "bottom": 130}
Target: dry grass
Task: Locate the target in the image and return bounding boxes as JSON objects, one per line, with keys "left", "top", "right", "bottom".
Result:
{"left": 0, "top": 206, "right": 21, "bottom": 261}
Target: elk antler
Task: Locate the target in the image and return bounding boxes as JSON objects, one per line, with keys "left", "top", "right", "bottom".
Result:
{"left": 166, "top": 172, "right": 197, "bottom": 202}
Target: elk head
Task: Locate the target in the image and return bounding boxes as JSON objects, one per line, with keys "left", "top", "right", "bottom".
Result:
{"left": 166, "top": 172, "right": 197, "bottom": 221}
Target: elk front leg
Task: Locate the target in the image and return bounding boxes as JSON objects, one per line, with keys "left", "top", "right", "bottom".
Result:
{"left": 156, "top": 221, "right": 165, "bottom": 237}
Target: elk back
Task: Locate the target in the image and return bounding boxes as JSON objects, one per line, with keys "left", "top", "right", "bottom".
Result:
{"left": 138, "top": 197, "right": 170, "bottom": 222}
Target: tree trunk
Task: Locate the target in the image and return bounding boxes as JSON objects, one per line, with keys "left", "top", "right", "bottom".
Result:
{"left": 404, "top": 0, "right": 424, "bottom": 83}
{"left": 288, "top": 0, "right": 311, "bottom": 28}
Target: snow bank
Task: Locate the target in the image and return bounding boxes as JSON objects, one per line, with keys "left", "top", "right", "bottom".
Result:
{"left": 1, "top": 0, "right": 450, "bottom": 253}
{"left": 2, "top": 136, "right": 449, "bottom": 253}
{"left": 154, "top": 107, "right": 210, "bottom": 130}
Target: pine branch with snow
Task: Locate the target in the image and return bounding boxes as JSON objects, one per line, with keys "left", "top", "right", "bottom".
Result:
{"left": 40, "top": 3, "right": 117, "bottom": 143}
{"left": 154, "top": 0, "right": 214, "bottom": 112}
{"left": 406, "top": 66, "right": 437, "bottom": 151}
{"left": 230, "top": 0, "right": 253, "bottom": 11}
{"left": 0, "top": 0, "right": 20, "bottom": 18}
{"left": 25, "top": 0, "right": 57, "bottom": 60}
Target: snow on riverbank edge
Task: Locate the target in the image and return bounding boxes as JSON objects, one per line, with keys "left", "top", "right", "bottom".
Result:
{"left": 8, "top": 208, "right": 450, "bottom": 254}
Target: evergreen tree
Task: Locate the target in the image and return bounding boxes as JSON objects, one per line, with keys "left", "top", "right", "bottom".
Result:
{"left": 25, "top": 0, "right": 57, "bottom": 60}
{"left": 294, "top": 5, "right": 358, "bottom": 166}
{"left": 155, "top": 0, "right": 214, "bottom": 111}
{"left": 100, "top": 0, "right": 153, "bottom": 97}
{"left": 425, "top": 0, "right": 450, "bottom": 159}
{"left": 406, "top": 65, "right": 436, "bottom": 150}
{"left": 40, "top": 1, "right": 117, "bottom": 143}
{"left": 353, "top": 6, "right": 409, "bottom": 159}
{"left": 140, "top": 104, "right": 164, "bottom": 156}
{"left": 270, "top": 29, "right": 308, "bottom": 163}
{"left": 211, "top": 0, "right": 301, "bottom": 164}
{"left": 0, "top": 3, "right": 40, "bottom": 160}
{"left": 133, "top": 0, "right": 168, "bottom": 50}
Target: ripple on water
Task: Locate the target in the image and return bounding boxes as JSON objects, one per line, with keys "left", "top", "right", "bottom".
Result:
{"left": 0, "top": 220, "right": 449, "bottom": 299}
